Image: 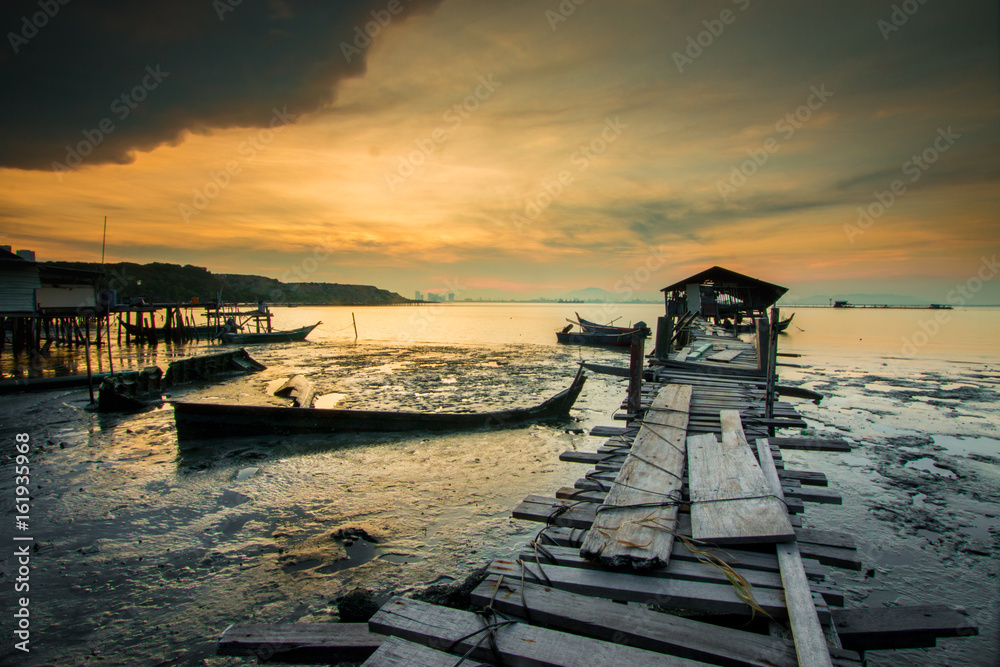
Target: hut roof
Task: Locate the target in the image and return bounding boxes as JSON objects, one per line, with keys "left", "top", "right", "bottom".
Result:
{"left": 660, "top": 266, "right": 788, "bottom": 308}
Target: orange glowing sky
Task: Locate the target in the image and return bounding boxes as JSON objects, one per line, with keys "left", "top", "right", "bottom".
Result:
{"left": 1, "top": 0, "right": 998, "bottom": 302}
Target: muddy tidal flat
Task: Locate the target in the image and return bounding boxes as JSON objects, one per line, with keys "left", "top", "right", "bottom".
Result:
{"left": 1, "top": 304, "right": 998, "bottom": 666}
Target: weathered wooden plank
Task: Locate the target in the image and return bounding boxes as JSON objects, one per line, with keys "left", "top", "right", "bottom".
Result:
{"left": 362, "top": 635, "right": 487, "bottom": 667}
{"left": 579, "top": 384, "right": 692, "bottom": 568}
{"left": 514, "top": 494, "right": 806, "bottom": 529}
{"left": 589, "top": 425, "right": 634, "bottom": 437}
{"left": 525, "top": 539, "right": 833, "bottom": 581}
{"left": 486, "top": 560, "right": 831, "bottom": 622}
{"left": 756, "top": 437, "right": 834, "bottom": 667}
{"left": 687, "top": 413, "right": 795, "bottom": 544}
{"left": 706, "top": 349, "right": 744, "bottom": 362}
{"left": 472, "top": 577, "right": 862, "bottom": 667}
{"left": 517, "top": 543, "right": 844, "bottom": 606}
{"left": 368, "top": 596, "right": 709, "bottom": 666}
{"left": 218, "top": 622, "right": 383, "bottom": 663}
{"left": 831, "top": 604, "right": 978, "bottom": 651}
{"left": 771, "top": 437, "right": 852, "bottom": 452}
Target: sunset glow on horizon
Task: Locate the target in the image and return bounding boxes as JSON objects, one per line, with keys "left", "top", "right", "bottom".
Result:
{"left": 2, "top": 0, "right": 998, "bottom": 303}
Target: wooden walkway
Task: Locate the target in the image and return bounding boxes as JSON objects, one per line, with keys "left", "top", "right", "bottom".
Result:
{"left": 216, "top": 315, "right": 978, "bottom": 666}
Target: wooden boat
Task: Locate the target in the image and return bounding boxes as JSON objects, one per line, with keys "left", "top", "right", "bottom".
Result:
{"left": 556, "top": 320, "right": 648, "bottom": 348}
{"left": 219, "top": 322, "right": 320, "bottom": 344}
{"left": 120, "top": 320, "right": 227, "bottom": 340}
{"left": 776, "top": 313, "right": 794, "bottom": 332}
{"left": 96, "top": 367, "right": 164, "bottom": 412}
{"left": 96, "top": 348, "right": 266, "bottom": 412}
{"left": 573, "top": 313, "right": 651, "bottom": 336}
{"left": 171, "top": 368, "right": 586, "bottom": 442}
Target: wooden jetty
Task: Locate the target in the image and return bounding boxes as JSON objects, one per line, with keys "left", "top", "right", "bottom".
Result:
{"left": 213, "top": 307, "right": 978, "bottom": 666}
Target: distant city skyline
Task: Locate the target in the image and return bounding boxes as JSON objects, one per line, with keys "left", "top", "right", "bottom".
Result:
{"left": 1, "top": 1, "right": 997, "bottom": 305}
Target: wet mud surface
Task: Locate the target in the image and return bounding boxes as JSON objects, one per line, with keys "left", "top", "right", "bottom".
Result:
{"left": 0, "top": 340, "right": 628, "bottom": 666}
{"left": 0, "top": 332, "right": 997, "bottom": 665}
{"left": 782, "top": 360, "right": 1000, "bottom": 666}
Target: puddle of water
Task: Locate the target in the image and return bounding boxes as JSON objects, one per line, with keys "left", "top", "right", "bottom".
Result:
{"left": 911, "top": 492, "right": 927, "bottom": 508}
{"left": 931, "top": 434, "right": 1000, "bottom": 458}
{"left": 315, "top": 538, "right": 379, "bottom": 573}
{"left": 960, "top": 514, "right": 996, "bottom": 541}
{"left": 314, "top": 392, "right": 347, "bottom": 409}
{"left": 379, "top": 552, "right": 425, "bottom": 564}
{"left": 840, "top": 454, "right": 872, "bottom": 467}
{"left": 905, "top": 457, "right": 958, "bottom": 478}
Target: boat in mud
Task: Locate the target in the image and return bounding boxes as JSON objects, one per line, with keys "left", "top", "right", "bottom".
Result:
{"left": 171, "top": 368, "right": 586, "bottom": 442}
{"left": 96, "top": 348, "right": 267, "bottom": 412}
{"left": 219, "top": 321, "right": 320, "bottom": 344}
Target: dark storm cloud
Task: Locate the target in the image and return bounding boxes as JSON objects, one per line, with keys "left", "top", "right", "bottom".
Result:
{"left": 0, "top": 0, "right": 443, "bottom": 170}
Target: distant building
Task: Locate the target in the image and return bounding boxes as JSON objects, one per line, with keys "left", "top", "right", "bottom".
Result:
{"left": 415, "top": 290, "right": 422, "bottom": 301}
{"left": 448, "top": 292, "right": 455, "bottom": 302}
{"left": 16, "top": 249, "right": 35, "bottom": 262}
{"left": 0, "top": 248, "right": 103, "bottom": 315}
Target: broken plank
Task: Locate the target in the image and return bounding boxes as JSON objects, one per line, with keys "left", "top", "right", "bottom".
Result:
{"left": 687, "top": 413, "right": 795, "bottom": 544}
{"left": 218, "top": 623, "right": 382, "bottom": 663}
{"left": 831, "top": 604, "right": 978, "bottom": 651}
{"left": 706, "top": 349, "right": 744, "bottom": 362}
{"left": 524, "top": 541, "right": 833, "bottom": 581}
{"left": 579, "top": 384, "right": 692, "bottom": 568}
{"left": 362, "top": 635, "right": 488, "bottom": 667}
{"left": 486, "top": 560, "right": 830, "bottom": 622}
{"left": 368, "top": 596, "right": 709, "bottom": 666}
{"left": 771, "top": 437, "right": 852, "bottom": 452}
{"left": 472, "top": 577, "right": 862, "bottom": 667}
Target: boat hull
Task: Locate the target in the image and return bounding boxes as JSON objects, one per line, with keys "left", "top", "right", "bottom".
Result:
{"left": 172, "top": 370, "right": 585, "bottom": 444}
{"left": 219, "top": 322, "right": 320, "bottom": 344}
{"left": 556, "top": 331, "right": 638, "bottom": 347}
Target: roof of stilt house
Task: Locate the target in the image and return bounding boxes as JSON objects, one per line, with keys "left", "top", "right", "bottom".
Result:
{"left": 660, "top": 266, "right": 788, "bottom": 309}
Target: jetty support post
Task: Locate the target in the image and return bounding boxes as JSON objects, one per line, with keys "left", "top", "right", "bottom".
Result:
{"left": 755, "top": 316, "right": 771, "bottom": 372}
{"left": 765, "top": 307, "right": 780, "bottom": 435}
{"left": 654, "top": 316, "right": 674, "bottom": 359}
{"left": 627, "top": 331, "right": 644, "bottom": 416}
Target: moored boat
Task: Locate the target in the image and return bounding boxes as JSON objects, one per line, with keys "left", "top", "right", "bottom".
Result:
{"left": 171, "top": 368, "right": 586, "bottom": 442}
{"left": 219, "top": 322, "right": 320, "bottom": 344}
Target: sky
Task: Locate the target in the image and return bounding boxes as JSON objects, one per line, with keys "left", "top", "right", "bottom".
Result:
{"left": 1, "top": 0, "right": 998, "bottom": 303}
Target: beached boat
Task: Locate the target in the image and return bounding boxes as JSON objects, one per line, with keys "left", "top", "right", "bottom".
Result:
{"left": 556, "top": 319, "right": 649, "bottom": 347}
{"left": 219, "top": 322, "right": 320, "bottom": 344}
{"left": 96, "top": 348, "right": 267, "bottom": 412}
{"left": 97, "top": 367, "right": 164, "bottom": 412}
{"left": 171, "top": 368, "right": 586, "bottom": 442}
{"left": 573, "top": 313, "right": 651, "bottom": 336}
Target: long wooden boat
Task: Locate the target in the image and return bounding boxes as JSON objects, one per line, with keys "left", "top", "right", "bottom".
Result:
{"left": 556, "top": 330, "right": 639, "bottom": 347}
{"left": 219, "top": 322, "right": 320, "bottom": 345}
{"left": 120, "top": 320, "right": 226, "bottom": 340}
{"left": 574, "top": 313, "right": 650, "bottom": 336}
{"left": 171, "top": 369, "right": 586, "bottom": 442}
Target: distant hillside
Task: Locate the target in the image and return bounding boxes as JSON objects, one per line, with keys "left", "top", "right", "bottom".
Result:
{"left": 45, "top": 261, "right": 410, "bottom": 305}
